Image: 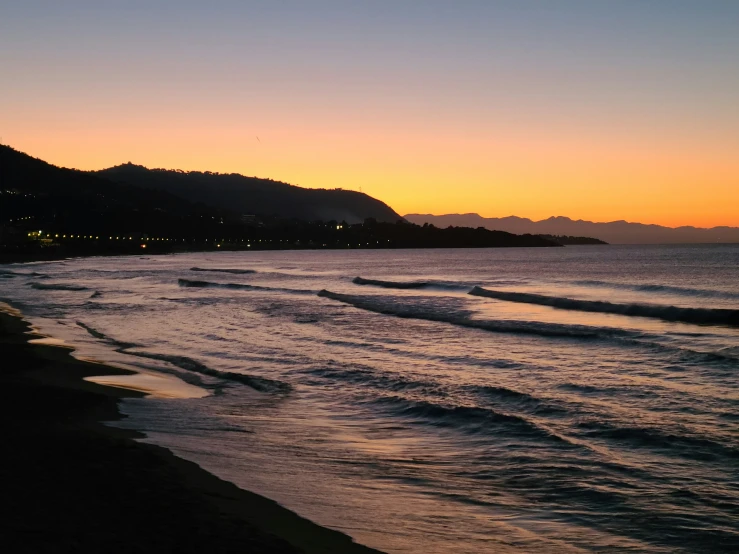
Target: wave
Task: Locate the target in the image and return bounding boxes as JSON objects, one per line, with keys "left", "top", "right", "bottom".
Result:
{"left": 320, "top": 291, "right": 739, "bottom": 366}
{"left": 577, "top": 420, "right": 739, "bottom": 462}
{"left": 319, "top": 290, "right": 739, "bottom": 366}
{"left": 29, "top": 282, "right": 89, "bottom": 291}
{"left": 303, "top": 365, "right": 443, "bottom": 394}
{"left": 456, "top": 385, "right": 569, "bottom": 418}
{"left": 573, "top": 280, "right": 739, "bottom": 300}
{"left": 1, "top": 269, "right": 46, "bottom": 278}
{"left": 371, "top": 395, "right": 574, "bottom": 445}
{"left": 469, "top": 287, "right": 739, "bottom": 326}
{"left": 294, "top": 316, "right": 319, "bottom": 324}
{"left": 471, "top": 385, "right": 565, "bottom": 414}
{"left": 76, "top": 321, "right": 138, "bottom": 349}
{"left": 190, "top": 267, "right": 257, "bottom": 275}
{"left": 717, "top": 346, "right": 739, "bottom": 360}
{"left": 75, "top": 321, "right": 290, "bottom": 393}
{"left": 123, "top": 351, "right": 292, "bottom": 394}
{"left": 352, "top": 276, "right": 467, "bottom": 291}
{"left": 474, "top": 385, "right": 533, "bottom": 402}
{"left": 623, "top": 338, "right": 739, "bottom": 367}
{"left": 318, "top": 289, "right": 633, "bottom": 340}
{"left": 178, "top": 278, "right": 314, "bottom": 295}
{"left": 559, "top": 382, "right": 611, "bottom": 395}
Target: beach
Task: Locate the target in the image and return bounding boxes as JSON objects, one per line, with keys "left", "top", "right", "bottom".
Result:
{"left": 0, "top": 306, "right": 379, "bottom": 554}
{"left": 2, "top": 247, "right": 738, "bottom": 553}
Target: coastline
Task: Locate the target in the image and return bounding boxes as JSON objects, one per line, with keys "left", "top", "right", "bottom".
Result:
{"left": 0, "top": 306, "right": 381, "bottom": 554}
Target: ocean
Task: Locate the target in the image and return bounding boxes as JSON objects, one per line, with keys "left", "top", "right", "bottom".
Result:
{"left": 2, "top": 245, "right": 738, "bottom": 553}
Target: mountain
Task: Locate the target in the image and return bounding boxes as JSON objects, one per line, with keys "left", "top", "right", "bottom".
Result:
{"left": 404, "top": 214, "right": 739, "bottom": 244}
{"left": 1, "top": 146, "right": 558, "bottom": 261}
{"left": 96, "top": 164, "right": 402, "bottom": 224}
{"left": 0, "top": 146, "right": 561, "bottom": 263}
{"left": 0, "top": 145, "right": 221, "bottom": 227}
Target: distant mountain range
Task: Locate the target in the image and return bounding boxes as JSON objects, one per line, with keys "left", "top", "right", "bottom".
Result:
{"left": 96, "top": 163, "right": 401, "bottom": 223}
{"left": 405, "top": 214, "right": 739, "bottom": 244}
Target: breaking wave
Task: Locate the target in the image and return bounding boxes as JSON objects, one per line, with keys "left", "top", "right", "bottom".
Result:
{"left": 352, "top": 276, "right": 468, "bottom": 291}
{"left": 178, "top": 278, "right": 314, "bottom": 295}
{"left": 469, "top": 287, "right": 739, "bottom": 326}
{"left": 190, "top": 267, "right": 257, "bottom": 275}
{"left": 123, "top": 351, "right": 291, "bottom": 393}
{"left": 76, "top": 321, "right": 290, "bottom": 393}
{"left": 318, "top": 289, "right": 632, "bottom": 340}
{"left": 317, "top": 290, "right": 738, "bottom": 366}
{"left": 76, "top": 321, "right": 138, "bottom": 349}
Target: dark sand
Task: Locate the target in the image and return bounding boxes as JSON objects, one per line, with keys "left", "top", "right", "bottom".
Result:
{"left": 0, "top": 307, "right": 381, "bottom": 554}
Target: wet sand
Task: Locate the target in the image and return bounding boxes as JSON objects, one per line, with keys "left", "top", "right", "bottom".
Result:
{"left": 0, "top": 307, "right": 381, "bottom": 554}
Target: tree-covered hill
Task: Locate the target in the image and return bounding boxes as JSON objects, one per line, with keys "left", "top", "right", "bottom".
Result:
{"left": 96, "top": 163, "right": 402, "bottom": 224}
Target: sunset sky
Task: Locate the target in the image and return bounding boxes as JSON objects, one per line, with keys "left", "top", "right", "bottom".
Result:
{"left": 2, "top": 1, "right": 738, "bottom": 227}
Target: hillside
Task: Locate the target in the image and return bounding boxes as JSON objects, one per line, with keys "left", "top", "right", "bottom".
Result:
{"left": 0, "top": 145, "right": 227, "bottom": 233}
{"left": 1, "top": 147, "right": 559, "bottom": 260}
{"left": 405, "top": 214, "right": 739, "bottom": 244}
{"left": 96, "top": 164, "right": 402, "bottom": 224}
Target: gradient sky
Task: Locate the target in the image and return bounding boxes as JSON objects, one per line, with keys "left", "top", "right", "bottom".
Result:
{"left": 2, "top": 1, "right": 738, "bottom": 226}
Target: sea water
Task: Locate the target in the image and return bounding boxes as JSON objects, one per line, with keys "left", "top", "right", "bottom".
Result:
{"left": 2, "top": 245, "right": 738, "bottom": 553}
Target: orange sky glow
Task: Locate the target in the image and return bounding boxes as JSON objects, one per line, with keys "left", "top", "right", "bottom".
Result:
{"left": 3, "top": 2, "right": 738, "bottom": 228}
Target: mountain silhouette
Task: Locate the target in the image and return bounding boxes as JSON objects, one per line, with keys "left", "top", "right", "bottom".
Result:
{"left": 0, "top": 145, "right": 213, "bottom": 223}
{"left": 2, "top": 146, "right": 562, "bottom": 261}
{"left": 96, "top": 164, "right": 401, "bottom": 223}
{"left": 405, "top": 214, "right": 739, "bottom": 244}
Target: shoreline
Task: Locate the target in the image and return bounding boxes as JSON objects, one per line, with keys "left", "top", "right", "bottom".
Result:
{"left": 0, "top": 240, "right": 569, "bottom": 265}
{"left": 0, "top": 306, "right": 381, "bottom": 554}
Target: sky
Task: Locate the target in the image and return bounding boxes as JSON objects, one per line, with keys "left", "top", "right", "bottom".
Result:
{"left": 2, "top": 1, "right": 738, "bottom": 227}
